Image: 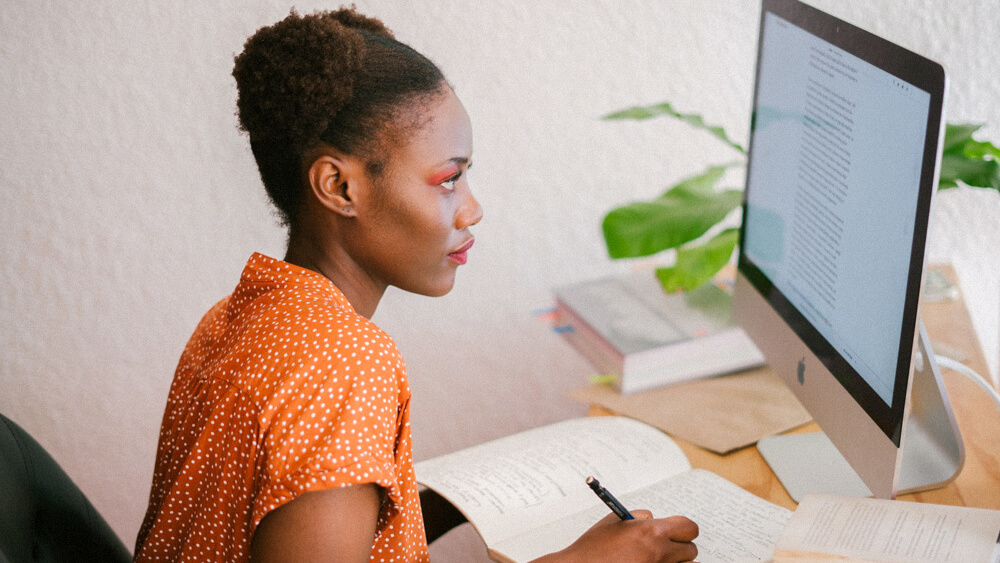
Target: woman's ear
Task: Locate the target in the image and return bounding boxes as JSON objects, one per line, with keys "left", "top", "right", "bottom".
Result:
{"left": 307, "top": 153, "right": 359, "bottom": 218}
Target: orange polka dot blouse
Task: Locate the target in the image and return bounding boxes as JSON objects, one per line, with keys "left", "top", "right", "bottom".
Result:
{"left": 135, "top": 253, "right": 428, "bottom": 562}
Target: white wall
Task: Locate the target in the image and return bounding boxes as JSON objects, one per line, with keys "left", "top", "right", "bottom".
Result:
{"left": 2, "top": 1, "right": 997, "bottom": 560}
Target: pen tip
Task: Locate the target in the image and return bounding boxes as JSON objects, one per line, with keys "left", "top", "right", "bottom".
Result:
{"left": 585, "top": 476, "right": 596, "bottom": 485}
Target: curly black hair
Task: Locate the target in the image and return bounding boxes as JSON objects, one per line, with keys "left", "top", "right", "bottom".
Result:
{"left": 233, "top": 7, "right": 447, "bottom": 227}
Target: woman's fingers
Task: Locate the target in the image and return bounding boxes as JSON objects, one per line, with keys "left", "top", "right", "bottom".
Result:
{"left": 661, "top": 515, "right": 699, "bottom": 542}
{"left": 632, "top": 509, "right": 654, "bottom": 520}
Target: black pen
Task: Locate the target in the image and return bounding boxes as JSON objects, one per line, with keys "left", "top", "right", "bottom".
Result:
{"left": 586, "top": 476, "right": 635, "bottom": 520}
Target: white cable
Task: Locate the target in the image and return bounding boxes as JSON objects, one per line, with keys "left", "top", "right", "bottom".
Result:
{"left": 935, "top": 354, "right": 1000, "bottom": 413}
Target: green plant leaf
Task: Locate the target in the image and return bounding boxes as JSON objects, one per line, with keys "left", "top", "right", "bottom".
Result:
{"left": 604, "top": 101, "right": 746, "bottom": 154}
{"left": 963, "top": 139, "right": 1000, "bottom": 160}
{"left": 660, "top": 165, "right": 727, "bottom": 197}
{"left": 942, "top": 123, "right": 983, "bottom": 154}
{"left": 602, "top": 168, "right": 743, "bottom": 258}
{"left": 939, "top": 154, "right": 1000, "bottom": 192}
{"left": 938, "top": 123, "right": 1000, "bottom": 192}
{"left": 655, "top": 228, "right": 739, "bottom": 292}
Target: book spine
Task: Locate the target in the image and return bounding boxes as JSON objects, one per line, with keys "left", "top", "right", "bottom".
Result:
{"left": 620, "top": 329, "right": 764, "bottom": 394}
{"left": 554, "top": 299, "right": 626, "bottom": 382}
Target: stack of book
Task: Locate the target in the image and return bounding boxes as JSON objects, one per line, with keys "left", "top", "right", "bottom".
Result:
{"left": 553, "top": 272, "right": 764, "bottom": 393}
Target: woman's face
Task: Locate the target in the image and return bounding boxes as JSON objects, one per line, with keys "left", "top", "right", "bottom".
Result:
{"left": 347, "top": 88, "right": 482, "bottom": 297}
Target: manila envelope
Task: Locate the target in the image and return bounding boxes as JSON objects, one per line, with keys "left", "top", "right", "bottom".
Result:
{"left": 570, "top": 367, "right": 811, "bottom": 454}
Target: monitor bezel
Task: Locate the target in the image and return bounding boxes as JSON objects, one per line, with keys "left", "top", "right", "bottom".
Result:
{"left": 737, "top": 0, "right": 945, "bottom": 445}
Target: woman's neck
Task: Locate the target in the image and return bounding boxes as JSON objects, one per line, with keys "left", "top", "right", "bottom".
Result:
{"left": 283, "top": 230, "right": 385, "bottom": 319}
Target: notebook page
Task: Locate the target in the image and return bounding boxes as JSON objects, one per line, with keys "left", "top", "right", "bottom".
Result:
{"left": 415, "top": 417, "right": 690, "bottom": 548}
{"left": 495, "top": 469, "right": 791, "bottom": 563}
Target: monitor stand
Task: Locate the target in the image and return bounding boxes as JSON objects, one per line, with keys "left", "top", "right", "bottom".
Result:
{"left": 757, "top": 321, "right": 965, "bottom": 501}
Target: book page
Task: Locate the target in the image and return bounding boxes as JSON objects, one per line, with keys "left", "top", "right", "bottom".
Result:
{"left": 414, "top": 417, "right": 690, "bottom": 548}
{"left": 774, "top": 494, "right": 1000, "bottom": 563}
{"left": 494, "top": 469, "right": 791, "bottom": 563}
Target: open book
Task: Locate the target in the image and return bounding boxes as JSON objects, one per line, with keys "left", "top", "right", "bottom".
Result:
{"left": 414, "top": 416, "right": 791, "bottom": 563}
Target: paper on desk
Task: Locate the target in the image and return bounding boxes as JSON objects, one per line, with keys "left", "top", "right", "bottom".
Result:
{"left": 570, "top": 367, "right": 811, "bottom": 454}
{"left": 774, "top": 493, "right": 1000, "bottom": 563}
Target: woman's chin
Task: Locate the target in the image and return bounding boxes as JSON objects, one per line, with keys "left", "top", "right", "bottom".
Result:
{"left": 423, "top": 280, "right": 457, "bottom": 298}
{"left": 398, "top": 273, "right": 457, "bottom": 298}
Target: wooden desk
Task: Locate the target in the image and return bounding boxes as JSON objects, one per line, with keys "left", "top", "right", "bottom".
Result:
{"left": 590, "top": 266, "right": 1000, "bottom": 511}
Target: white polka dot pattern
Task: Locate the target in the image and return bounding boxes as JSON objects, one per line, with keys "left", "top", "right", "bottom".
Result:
{"left": 134, "top": 253, "right": 429, "bottom": 562}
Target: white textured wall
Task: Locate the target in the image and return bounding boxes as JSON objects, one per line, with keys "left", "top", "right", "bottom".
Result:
{"left": 2, "top": 1, "right": 997, "bottom": 560}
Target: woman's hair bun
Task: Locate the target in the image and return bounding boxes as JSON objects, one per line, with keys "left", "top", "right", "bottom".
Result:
{"left": 233, "top": 8, "right": 390, "bottom": 151}
{"left": 329, "top": 7, "right": 393, "bottom": 37}
{"left": 232, "top": 6, "right": 445, "bottom": 229}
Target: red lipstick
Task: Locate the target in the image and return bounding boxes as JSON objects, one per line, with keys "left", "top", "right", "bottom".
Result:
{"left": 448, "top": 238, "right": 474, "bottom": 265}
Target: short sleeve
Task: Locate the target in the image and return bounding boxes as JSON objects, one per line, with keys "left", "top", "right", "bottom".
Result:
{"left": 249, "top": 310, "right": 407, "bottom": 531}
{"left": 135, "top": 253, "right": 427, "bottom": 562}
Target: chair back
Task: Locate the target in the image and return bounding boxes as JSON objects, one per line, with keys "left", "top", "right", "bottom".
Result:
{"left": 0, "top": 413, "right": 132, "bottom": 563}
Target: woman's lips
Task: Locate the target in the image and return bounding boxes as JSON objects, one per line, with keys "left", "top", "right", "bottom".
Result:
{"left": 448, "top": 238, "right": 474, "bottom": 265}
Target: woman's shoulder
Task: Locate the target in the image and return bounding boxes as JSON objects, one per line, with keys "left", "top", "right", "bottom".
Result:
{"left": 239, "top": 282, "right": 404, "bottom": 371}
{"left": 275, "top": 283, "right": 394, "bottom": 341}
{"left": 204, "top": 283, "right": 407, "bottom": 419}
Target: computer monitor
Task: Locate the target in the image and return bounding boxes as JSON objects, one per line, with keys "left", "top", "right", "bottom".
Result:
{"left": 733, "top": 0, "right": 964, "bottom": 501}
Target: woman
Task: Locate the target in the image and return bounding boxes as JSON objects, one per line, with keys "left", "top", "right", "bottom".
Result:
{"left": 134, "top": 8, "right": 699, "bottom": 562}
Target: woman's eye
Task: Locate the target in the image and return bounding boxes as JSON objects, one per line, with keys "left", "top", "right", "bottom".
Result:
{"left": 440, "top": 173, "right": 461, "bottom": 191}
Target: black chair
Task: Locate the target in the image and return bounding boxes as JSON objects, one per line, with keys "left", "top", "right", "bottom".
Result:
{"left": 0, "top": 413, "right": 132, "bottom": 563}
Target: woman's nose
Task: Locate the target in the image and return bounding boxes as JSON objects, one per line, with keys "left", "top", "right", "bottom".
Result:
{"left": 456, "top": 187, "right": 483, "bottom": 229}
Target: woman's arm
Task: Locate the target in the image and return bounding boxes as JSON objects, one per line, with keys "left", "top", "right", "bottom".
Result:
{"left": 250, "top": 484, "right": 382, "bottom": 563}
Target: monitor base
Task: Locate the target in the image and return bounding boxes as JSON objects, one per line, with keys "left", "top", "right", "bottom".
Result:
{"left": 758, "top": 321, "right": 965, "bottom": 502}
{"left": 758, "top": 432, "right": 871, "bottom": 501}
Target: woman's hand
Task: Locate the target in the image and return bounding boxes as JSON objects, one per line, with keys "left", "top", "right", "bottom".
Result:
{"left": 533, "top": 511, "right": 699, "bottom": 563}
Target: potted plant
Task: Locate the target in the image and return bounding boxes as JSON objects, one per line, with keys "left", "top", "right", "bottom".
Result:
{"left": 600, "top": 101, "right": 1000, "bottom": 292}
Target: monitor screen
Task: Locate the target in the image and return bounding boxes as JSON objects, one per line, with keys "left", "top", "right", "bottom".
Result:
{"left": 738, "top": 0, "right": 943, "bottom": 446}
